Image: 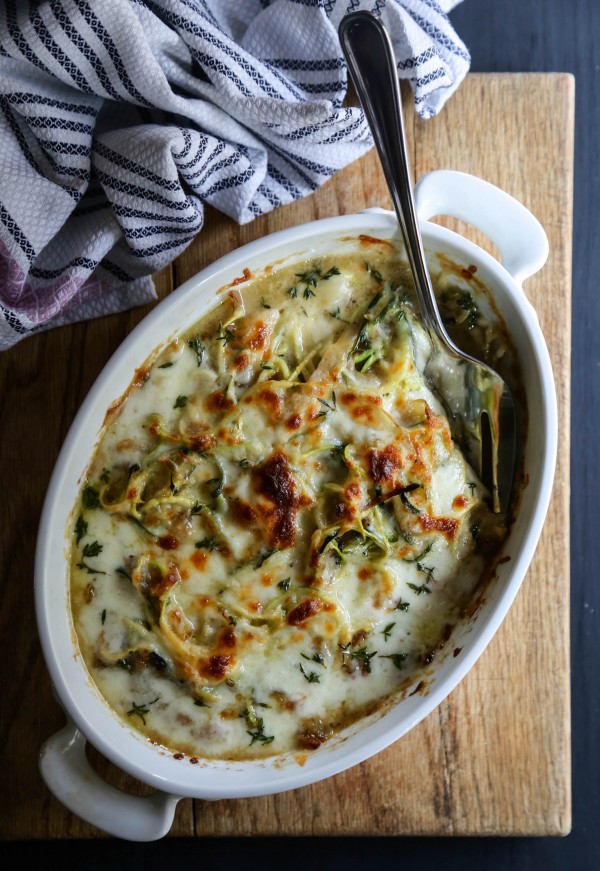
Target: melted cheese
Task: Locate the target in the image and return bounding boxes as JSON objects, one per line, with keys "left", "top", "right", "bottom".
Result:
{"left": 69, "top": 241, "right": 508, "bottom": 760}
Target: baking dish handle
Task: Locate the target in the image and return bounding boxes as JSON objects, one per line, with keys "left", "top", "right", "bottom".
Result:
{"left": 414, "top": 169, "right": 549, "bottom": 285}
{"left": 40, "top": 721, "right": 181, "bottom": 841}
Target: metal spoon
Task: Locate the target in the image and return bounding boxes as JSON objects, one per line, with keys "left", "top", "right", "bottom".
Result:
{"left": 338, "top": 10, "right": 516, "bottom": 516}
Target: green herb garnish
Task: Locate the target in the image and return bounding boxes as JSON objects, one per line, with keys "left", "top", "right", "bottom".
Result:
{"left": 76, "top": 540, "right": 105, "bottom": 574}
{"left": 407, "top": 582, "right": 432, "bottom": 596}
{"left": 195, "top": 537, "right": 218, "bottom": 551}
{"left": 187, "top": 335, "right": 205, "bottom": 366}
{"left": 173, "top": 394, "right": 188, "bottom": 408}
{"left": 382, "top": 622, "right": 395, "bottom": 641}
{"left": 247, "top": 718, "right": 274, "bottom": 746}
{"left": 316, "top": 391, "right": 337, "bottom": 418}
{"left": 382, "top": 653, "right": 408, "bottom": 669}
{"left": 299, "top": 663, "right": 321, "bottom": 683}
{"left": 127, "top": 697, "right": 160, "bottom": 726}
{"left": 216, "top": 322, "right": 235, "bottom": 345}
{"left": 340, "top": 644, "right": 378, "bottom": 673}
{"left": 82, "top": 486, "right": 100, "bottom": 509}
{"left": 74, "top": 514, "right": 88, "bottom": 544}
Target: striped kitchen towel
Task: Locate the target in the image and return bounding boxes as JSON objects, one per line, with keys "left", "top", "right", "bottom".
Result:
{"left": 0, "top": 0, "right": 469, "bottom": 350}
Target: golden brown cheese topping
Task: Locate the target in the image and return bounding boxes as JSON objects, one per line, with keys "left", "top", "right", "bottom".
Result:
{"left": 68, "top": 240, "right": 511, "bottom": 760}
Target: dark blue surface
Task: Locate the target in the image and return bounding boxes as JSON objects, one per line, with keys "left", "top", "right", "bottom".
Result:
{"left": 8, "top": 1, "right": 599, "bottom": 867}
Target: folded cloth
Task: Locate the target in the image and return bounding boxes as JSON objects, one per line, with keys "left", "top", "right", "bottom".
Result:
{"left": 0, "top": 0, "right": 469, "bottom": 350}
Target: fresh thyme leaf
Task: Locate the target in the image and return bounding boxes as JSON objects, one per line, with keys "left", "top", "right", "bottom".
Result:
{"left": 247, "top": 718, "right": 274, "bottom": 746}
{"left": 407, "top": 582, "right": 432, "bottom": 595}
{"left": 277, "top": 578, "right": 291, "bottom": 591}
{"left": 316, "top": 391, "right": 337, "bottom": 418}
{"left": 416, "top": 563, "right": 436, "bottom": 582}
{"left": 260, "top": 361, "right": 273, "bottom": 370}
{"left": 299, "top": 663, "right": 321, "bottom": 683}
{"left": 216, "top": 322, "right": 235, "bottom": 345}
{"left": 82, "top": 486, "right": 100, "bottom": 509}
{"left": 382, "top": 622, "right": 395, "bottom": 641}
{"left": 173, "top": 394, "right": 188, "bottom": 408}
{"left": 82, "top": 540, "right": 103, "bottom": 559}
{"left": 330, "top": 307, "right": 341, "bottom": 319}
{"left": 288, "top": 264, "right": 340, "bottom": 300}
{"left": 228, "top": 614, "right": 237, "bottom": 626}
{"left": 260, "top": 297, "right": 271, "bottom": 308}
{"left": 394, "top": 600, "right": 410, "bottom": 612}
{"left": 190, "top": 501, "right": 206, "bottom": 515}
{"left": 101, "top": 608, "right": 106, "bottom": 625}
{"left": 187, "top": 335, "right": 205, "bottom": 366}
{"left": 340, "top": 644, "right": 378, "bottom": 673}
{"left": 195, "top": 537, "right": 218, "bottom": 552}
{"left": 127, "top": 697, "right": 160, "bottom": 726}
{"left": 382, "top": 653, "right": 408, "bottom": 669}
{"left": 239, "top": 459, "right": 250, "bottom": 469}
{"left": 74, "top": 514, "right": 88, "bottom": 544}
{"left": 350, "top": 646, "right": 377, "bottom": 672}
{"left": 158, "top": 361, "right": 173, "bottom": 369}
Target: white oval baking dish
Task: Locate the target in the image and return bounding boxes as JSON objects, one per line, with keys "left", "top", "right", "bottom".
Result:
{"left": 35, "top": 169, "right": 556, "bottom": 841}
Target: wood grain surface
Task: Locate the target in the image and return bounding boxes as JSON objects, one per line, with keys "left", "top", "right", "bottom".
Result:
{"left": 0, "top": 72, "right": 573, "bottom": 839}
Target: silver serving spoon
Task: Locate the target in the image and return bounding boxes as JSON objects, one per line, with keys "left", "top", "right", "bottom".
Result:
{"left": 338, "top": 10, "right": 516, "bottom": 516}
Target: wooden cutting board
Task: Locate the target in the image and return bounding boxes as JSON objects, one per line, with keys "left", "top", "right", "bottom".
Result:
{"left": 0, "top": 73, "right": 573, "bottom": 839}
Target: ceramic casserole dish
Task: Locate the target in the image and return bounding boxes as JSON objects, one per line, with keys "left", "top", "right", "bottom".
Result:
{"left": 35, "top": 169, "right": 556, "bottom": 841}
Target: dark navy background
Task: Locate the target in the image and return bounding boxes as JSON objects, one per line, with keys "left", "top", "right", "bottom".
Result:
{"left": 10, "top": 1, "right": 599, "bottom": 867}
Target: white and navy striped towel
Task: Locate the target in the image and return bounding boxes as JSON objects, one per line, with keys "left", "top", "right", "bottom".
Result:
{"left": 0, "top": 0, "right": 469, "bottom": 350}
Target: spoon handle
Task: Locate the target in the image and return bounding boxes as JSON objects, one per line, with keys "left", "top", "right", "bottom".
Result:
{"left": 338, "top": 11, "right": 451, "bottom": 350}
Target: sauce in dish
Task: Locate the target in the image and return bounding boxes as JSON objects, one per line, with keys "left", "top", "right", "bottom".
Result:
{"left": 68, "top": 237, "right": 514, "bottom": 760}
